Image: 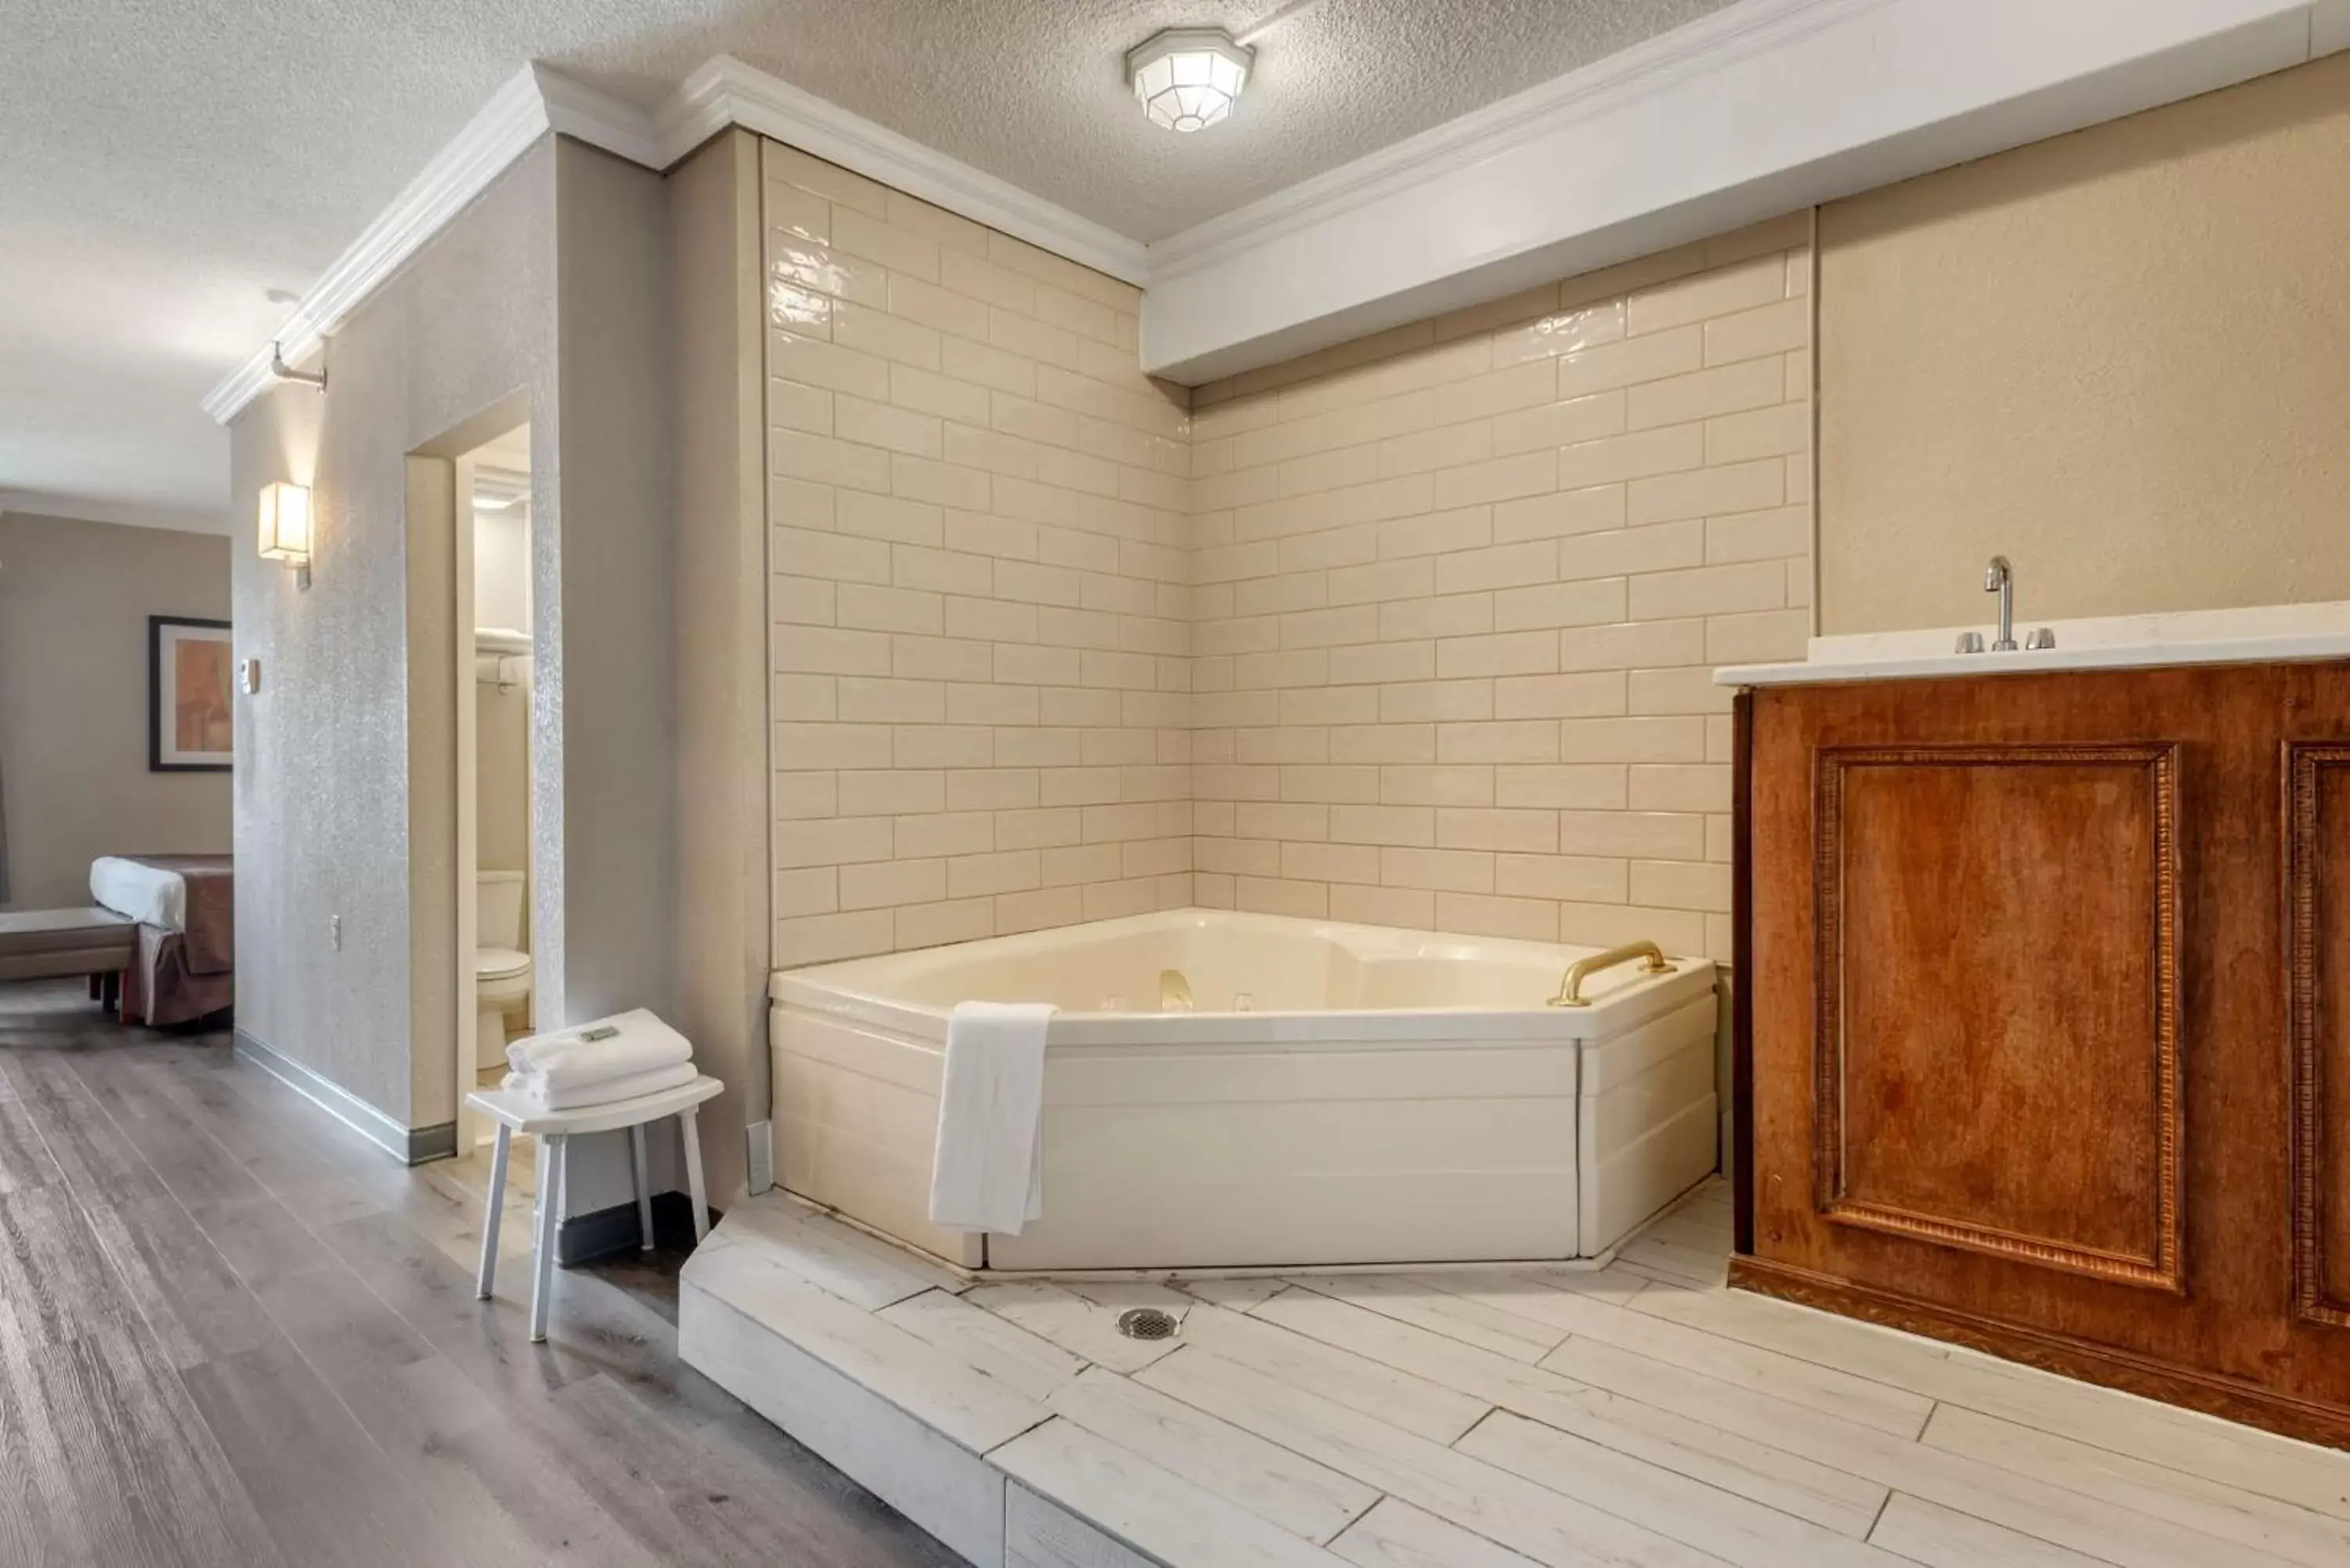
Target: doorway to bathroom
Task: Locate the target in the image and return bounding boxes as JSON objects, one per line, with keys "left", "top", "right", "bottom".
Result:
{"left": 454, "top": 420, "right": 536, "bottom": 1154}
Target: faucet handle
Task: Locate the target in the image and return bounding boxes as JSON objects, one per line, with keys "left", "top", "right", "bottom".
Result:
{"left": 2025, "top": 627, "right": 2055, "bottom": 651}
{"left": 1954, "top": 631, "right": 1986, "bottom": 654}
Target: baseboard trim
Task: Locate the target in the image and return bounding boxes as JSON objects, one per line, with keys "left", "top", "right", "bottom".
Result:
{"left": 1729, "top": 1255, "right": 2350, "bottom": 1450}
{"left": 559, "top": 1190, "right": 711, "bottom": 1266}
{"left": 406, "top": 1121, "right": 458, "bottom": 1162}
{"left": 232, "top": 1029, "right": 452, "bottom": 1166}
{"left": 745, "top": 1118, "right": 774, "bottom": 1194}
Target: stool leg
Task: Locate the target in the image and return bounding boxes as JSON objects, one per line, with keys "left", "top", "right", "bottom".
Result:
{"left": 681, "top": 1107, "right": 710, "bottom": 1244}
{"left": 530, "top": 1133, "right": 564, "bottom": 1343}
{"left": 476, "top": 1124, "right": 511, "bottom": 1299}
{"left": 630, "top": 1123, "right": 654, "bottom": 1252}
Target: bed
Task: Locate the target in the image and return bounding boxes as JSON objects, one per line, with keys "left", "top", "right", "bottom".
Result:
{"left": 89, "top": 854, "right": 233, "bottom": 1026}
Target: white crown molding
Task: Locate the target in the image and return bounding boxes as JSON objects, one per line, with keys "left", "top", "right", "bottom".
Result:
{"left": 201, "top": 63, "right": 557, "bottom": 424}
{"left": 533, "top": 62, "right": 662, "bottom": 167}
{"left": 1146, "top": 0, "right": 1873, "bottom": 282}
{"left": 1139, "top": 0, "right": 2330, "bottom": 381}
{"left": 0, "top": 490, "right": 231, "bottom": 537}
{"left": 201, "top": 55, "right": 1143, "bottom": 426}
{"left": 656, "top": 56, "right": 1146, "bottom": 284}
{"left": 203, "top": 0, "right": 2340, "bottom": 426}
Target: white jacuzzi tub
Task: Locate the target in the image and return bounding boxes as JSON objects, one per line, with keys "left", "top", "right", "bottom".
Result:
{"left": 768, "top": 909, "right": 1719, "bottom": 1274}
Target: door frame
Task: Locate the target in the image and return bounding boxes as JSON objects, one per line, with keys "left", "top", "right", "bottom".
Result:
{"left": 451, "top": 448, "right": 483, "bottom": 1152}
{"left": 407, "top": 394, "right": 534, "bottom": 1162}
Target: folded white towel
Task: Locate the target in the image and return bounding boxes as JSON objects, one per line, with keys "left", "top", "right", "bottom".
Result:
{"left": 502, "top": 1060, "right": 699, "bottom": 1111}
{"left": 505, "top": 1007, "right": 690, "bottom": 1092}
{"left": 927, "top": 1001, "right": 1052, "bottom": 1235}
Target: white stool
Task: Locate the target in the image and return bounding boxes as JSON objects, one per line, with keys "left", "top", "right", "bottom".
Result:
{"left": 464, "top": 1075, "right": 725, "bottom": 1342}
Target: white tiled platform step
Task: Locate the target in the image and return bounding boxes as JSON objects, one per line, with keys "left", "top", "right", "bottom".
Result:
{"left": 679, "top": 1182, "right": 2350, "bottom": 1568}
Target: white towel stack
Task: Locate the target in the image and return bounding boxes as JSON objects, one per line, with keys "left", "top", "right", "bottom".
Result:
{"left": 927, "top": 1001, "right": 1054, "bottom": 1235}
{"left": 502, "top": 1008, "right": 696, "bottom": 1111}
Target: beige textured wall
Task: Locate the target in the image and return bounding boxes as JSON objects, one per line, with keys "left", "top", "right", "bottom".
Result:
{"left": 1819, "top": 52, "right": 2350, "bottom": 633}
{"left": 1191, "top": 219, "right": 1813, "bottom": 963}
{"left": 0, "top": 513, "right": 233, "bottom": 911}
{"left": 761, "top": 139, "right": 1194, "bottom": 966}
{"left": 475, "top": 674, "right": 531, "bottom": 884}
{"left": 474, "top": 506, "right": 532, "bottom": 891}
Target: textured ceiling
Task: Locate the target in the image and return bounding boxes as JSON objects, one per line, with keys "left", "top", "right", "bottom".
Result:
{"left": 657, "top": 0, "right": 1741, "bottom": 240}
{"left": 0, "top": 0, "right": 1733, "bottom": 523}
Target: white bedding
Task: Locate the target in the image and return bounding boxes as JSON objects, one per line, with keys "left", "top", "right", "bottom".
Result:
{"left": 90, "top": 857, "right": 185, "bottom": 931}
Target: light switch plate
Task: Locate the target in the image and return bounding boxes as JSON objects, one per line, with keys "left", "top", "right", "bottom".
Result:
{"left": 239, "top": 657, "right": 262, "bottom": 694}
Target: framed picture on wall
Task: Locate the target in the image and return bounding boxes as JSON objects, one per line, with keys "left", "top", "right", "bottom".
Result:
{"left": 150, "top": 616, "right": 233, "bottom": 772}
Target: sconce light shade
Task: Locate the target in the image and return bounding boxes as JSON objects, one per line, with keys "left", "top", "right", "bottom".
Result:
{"left": 257, "top": 482, "right": 312, "bottom": 563}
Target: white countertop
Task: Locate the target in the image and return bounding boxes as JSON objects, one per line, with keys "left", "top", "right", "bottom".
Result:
{"left": 1716, "top": 602, "right": 2350, "bottom": 687}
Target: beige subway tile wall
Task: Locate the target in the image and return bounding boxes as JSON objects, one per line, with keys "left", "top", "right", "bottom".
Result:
{"left": 761, "top": 140, "right": 1195, "bottom": 966}
{"left": 765, "top": 128, "right": 1813, "bottom": 967}
{"left": 1187, "top": 216, "right": 1814, "bottom": 961}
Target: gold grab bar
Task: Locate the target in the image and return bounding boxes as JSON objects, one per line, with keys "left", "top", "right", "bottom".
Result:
{"left": 1546, "top": 941, "right": 1672, "bottom": 1007}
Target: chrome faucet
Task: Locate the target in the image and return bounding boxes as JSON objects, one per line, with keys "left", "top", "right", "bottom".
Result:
{"left": 1984, "top": 555, "right": 2017, "bottom": 651}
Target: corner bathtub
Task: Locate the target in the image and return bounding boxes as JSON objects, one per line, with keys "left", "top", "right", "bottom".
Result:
{"left": 768, "top": 909, "right": 1719, "bottom": 1274}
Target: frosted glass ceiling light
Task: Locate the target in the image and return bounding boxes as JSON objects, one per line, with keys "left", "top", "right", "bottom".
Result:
{"left": 1127, "top": 28, "right": 1253, "bottom": 134}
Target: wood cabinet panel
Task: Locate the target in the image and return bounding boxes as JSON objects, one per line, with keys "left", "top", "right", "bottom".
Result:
{"left": 1735, "top": 662, "right": 2350, "bottom": 1450}
{"left": 2287, "top": 744, "right": 2350, "bottom": 1327}
{"left": 1817, "top": 746, "right": 2181, "bottom": 1289}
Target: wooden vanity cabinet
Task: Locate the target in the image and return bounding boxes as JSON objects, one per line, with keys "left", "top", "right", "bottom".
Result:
{"left": 1732, "top": 659, "right": 2350, "bottom": 1447}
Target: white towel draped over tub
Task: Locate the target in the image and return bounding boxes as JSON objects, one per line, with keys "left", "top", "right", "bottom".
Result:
{"left": 505, "top": 1007, "right": 691, "bottom": 1095}
{"left": 927, "top": 1001, "right": 1053, "bottom": 1234}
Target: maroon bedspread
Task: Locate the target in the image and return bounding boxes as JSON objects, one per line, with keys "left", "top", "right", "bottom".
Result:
{"left": 114, "top": 854, "right": 233, "bottom": 1026}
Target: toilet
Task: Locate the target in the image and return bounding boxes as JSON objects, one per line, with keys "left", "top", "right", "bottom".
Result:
{"left": 475, "top": 870, "right": 532, "bottom": 1069}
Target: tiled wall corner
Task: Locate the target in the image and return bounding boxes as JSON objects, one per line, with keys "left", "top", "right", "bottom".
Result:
{"left": 761, "top": 140, "right": 1194, "bottom": 966}
{"left": 765, "top": 150, "right": 1813, "bottom": 969}
{"left": 1188, "top": 215, "right": 1816, "bottom": 962}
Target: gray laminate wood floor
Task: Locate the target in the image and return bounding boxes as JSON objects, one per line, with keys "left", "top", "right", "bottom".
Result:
{"left": 0, "top": 978, "right": 960, "bottom": 1567}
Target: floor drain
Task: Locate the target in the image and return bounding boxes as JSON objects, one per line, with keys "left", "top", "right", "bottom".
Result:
{"left": 1115, "top": 1306, "right": 1179, "bottom": 1342}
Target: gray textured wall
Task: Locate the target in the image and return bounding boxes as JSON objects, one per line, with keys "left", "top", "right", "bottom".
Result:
{"left": 547, "top": 137, "right": 677, "bottom": 1034}
{"left": 667, "top": 129, "right": 771, "bottom": 1209}
{"left": 230, "top": 140, "right": 559, "bottom": 1127}
{"left": 229, "top": 138, "right": 681, "bottom": 1227}
{"left": 541, "top": 136, "right": 682, "bottom": 1215}
{"left": 0, "top": 513, "right": 233, "bottom": 910}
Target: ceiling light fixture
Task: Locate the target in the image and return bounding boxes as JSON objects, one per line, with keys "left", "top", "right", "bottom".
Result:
{"left": 1126, "top": 28, "right": 1253, "bottom": 134}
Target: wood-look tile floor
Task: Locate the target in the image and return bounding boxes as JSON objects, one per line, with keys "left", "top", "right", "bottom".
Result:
{"left": 695, "top": 1180, "right": 2350, "bottom": 1568}
{"left": 0, "top": 978, "right": 960, "bottom": 1567}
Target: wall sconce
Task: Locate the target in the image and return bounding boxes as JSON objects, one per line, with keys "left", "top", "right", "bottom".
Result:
{"left": 269, "top": 341, "right": 327, "bottom": 392}
{"left": 258, "top": 481, "right": 313, "bottom": 590}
